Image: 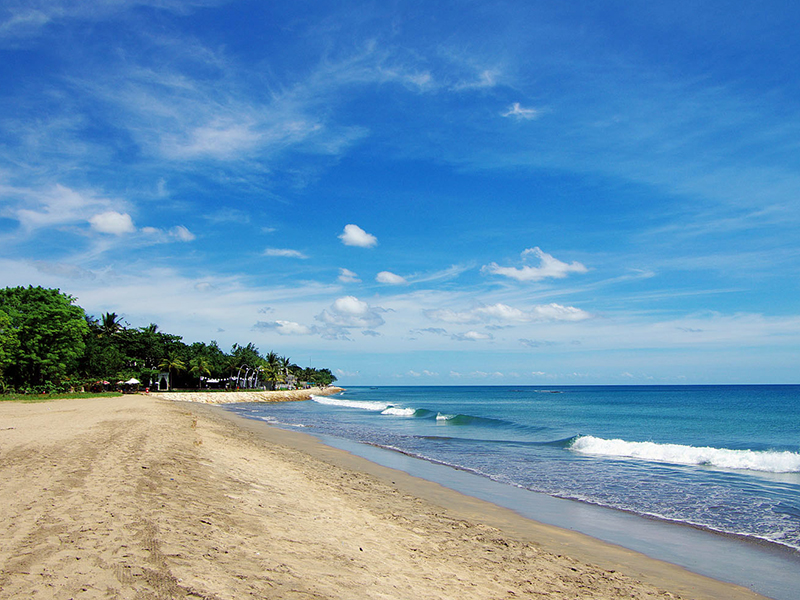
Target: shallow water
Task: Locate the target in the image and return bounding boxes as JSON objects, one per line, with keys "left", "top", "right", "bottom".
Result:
{"left": 226, "top": 385, "right": 800, "bottom": 599}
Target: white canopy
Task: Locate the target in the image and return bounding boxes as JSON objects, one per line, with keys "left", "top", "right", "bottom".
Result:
{"left": 124, "top": 378, "right": 140, "bottom": 385}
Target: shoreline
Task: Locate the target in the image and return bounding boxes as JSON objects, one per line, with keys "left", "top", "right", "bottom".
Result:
{"left": 148, "top": 386, "right": 343, "bottom": 404}
{"left": 0, "top": 394, "right": 767, "bottom": 599}
{"left": 196, "top": 401, "right": 770, "bottom": 600}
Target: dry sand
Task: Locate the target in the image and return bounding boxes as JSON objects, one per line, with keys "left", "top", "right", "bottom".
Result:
{"left": 0, "top": 394, "right": 767, "bottom": 600}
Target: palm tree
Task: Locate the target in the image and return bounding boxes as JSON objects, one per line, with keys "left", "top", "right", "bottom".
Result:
{"left": 158, "top": 354, "right": 186, "bottom": 390}
{"left": 261, "top": 362, "right": 282, "bottom": 391}
{"left": 142, "top": 323, "right": 158, "bottom": 335}
{"left": 189, "top": 356, "right": 211, "bottom": 388}
{"left": 278, "top": 356, "right": 290, "bottom": 376}
{"left": 264, "top": 351, "right": 279, "bottom": 370}
{"left": 100, "top": 312, "right": 124, "bottom": 338}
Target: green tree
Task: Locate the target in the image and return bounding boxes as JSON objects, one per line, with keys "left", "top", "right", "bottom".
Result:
{"left": 158, "top": 354, "right": 186, "bottom": 390}
{"left": 231, "top": 342, "right": 261, "bottom": 368}
{"left": 0, "top": 308, "right": 20, "bottom": 389}
{"left": 0, "top": 286, "right": 89, "bottom": 390}
{"left": 100, "top": 312, "right": 124, "bottom": 338}
{"left": 278, "top": 355, "right": 291, "bottom": 379}
{"left": 189, "top": 356, "right": 212, "bottom": 388}
{"left": 259, "top": 362, "right": 283, "bottom": 390}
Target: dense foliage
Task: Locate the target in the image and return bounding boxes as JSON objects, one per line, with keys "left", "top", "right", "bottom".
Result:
{"left": 0, "top": 286, "right": 337, "bottom": 393}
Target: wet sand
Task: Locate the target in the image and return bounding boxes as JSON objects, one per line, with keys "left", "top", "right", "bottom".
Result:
{"left": 0, "top": 394, "right": 767, "bottom": 599}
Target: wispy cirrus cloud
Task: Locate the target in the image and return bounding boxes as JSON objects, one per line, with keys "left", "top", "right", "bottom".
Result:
{"left": 0, "top": 0, "right": 224, "bottom": 43}
{"left": 338, "top": 268, "right": 361, "bottom": 283}
{"left": 264, "top": 248, "right": 308, "bottom": 259}
{"left": 425, "top": 302, "right": 591, "bottom": 325}
{"left": 2, "top": 184, "right": 125, "bottom": 232}
{"left": 501, "top": 102, "right": 540, "bottom": 120}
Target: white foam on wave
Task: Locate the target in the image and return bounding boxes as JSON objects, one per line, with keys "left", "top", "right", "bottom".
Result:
{"left": 569, "top": 435, "right": 800, "bottom": 473}
{"left": 381, "top": 407, "right": 416, "bottom": 417}
{"left": 436, "top": 412, "right": 456, "bottom": 421}
{"left": 258, "top": 415, "right": 305, "bottom": 427}
{"left": 311, "top": 395, "right": 389, "bottom": 411}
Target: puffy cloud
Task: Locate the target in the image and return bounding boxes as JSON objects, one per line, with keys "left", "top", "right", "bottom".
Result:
{"left": 376, "top": 270, "right": 407, "bottom": 284}
{"left": 89, "top": 211, "right": 136, "bottom": 235}
{"left": 501, "top": 102, "right": 540, "bottom": 120}
{"left": 452, "top": 330, "right": 494, "bottom": 342}
{"left": 339, "top": 224, "right": 377, "bottom": 248}
{"left": 425, "top": 302, "right": 591, "bottom": 324}
{"left": 264, "top": 248, "right": 308, "bottom": 258}
{"left": 316, "top": 295, "right": 385, "bottom": 329}
{"left": 483, "top": 247, "right": 587, "bottom": 282}
{"left": 338, "top": 268, "right": 361, "bottom": 283}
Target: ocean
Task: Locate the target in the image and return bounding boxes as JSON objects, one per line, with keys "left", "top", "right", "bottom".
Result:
{"left": 225, "top": 385, "right": 800, "bottom": 598}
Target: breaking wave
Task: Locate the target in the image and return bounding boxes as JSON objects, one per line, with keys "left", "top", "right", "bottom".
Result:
{"left": 569, "top": 435, "right": 800, "bottom": 473}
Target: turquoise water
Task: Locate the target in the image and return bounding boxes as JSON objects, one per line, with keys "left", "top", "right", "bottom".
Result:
{"left": 226, "top": 385, "right": 800, "bottom": 556}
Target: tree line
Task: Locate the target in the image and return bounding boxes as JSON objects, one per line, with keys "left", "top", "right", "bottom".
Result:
{"left": 0, "top": 286, "right": 337, "bottom": 393}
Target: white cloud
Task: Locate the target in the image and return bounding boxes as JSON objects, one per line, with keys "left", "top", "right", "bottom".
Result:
{"left": 520, "top": 339, "right": 557, "bottom": 348}
{"left": 452, "top": 69, "right": 499, "bottom": 91}
{"left": 255, "top": 320, "right": 314, "bottom": 336}
{"left": 140, "top": 225, "right": 196, "bottom": 242}
{"left": 452, "top": 330, "right": 494, "bottom": 342}
{"left": 4, "top": 184, "right": 123, "bottom": 232}
{"left": 469, "top": 370, "right": 505, "bottom": 378}
{"left": 483, "top": 247, "right": 588, "bottom": 282}
{"left": 335, "top": 368, "right": 360, "bottom": 377}
{"left": 264, "top": 248, "right": 308, "bottom": 258}
{"left": 376, "top": 271, "right": 407, "bottom": 285}
{"left": 89, "top": 211, "right": 136, "bottom": 235}
{"left": 339, "top": 224, "right": 377, "bottom": 248}
{"left": 164, "top": 119, "right": 263, "bottom": 160}
{"left": 530, "top": 303, "right": 591, "bottom": 321}
{"left": 170, "top": 225, "right": 196, "bottom": 242}
{"left": 501, "top": 102, "right": 540, "bottom": 120}
{"left": 425, "top": 302, "right": 591, "bottom": 324}
{"left": 316, "top": 295, "right": 385, "bottom": 329}
{"left": 338, "top": 268, "right": 361, "bottom": 283}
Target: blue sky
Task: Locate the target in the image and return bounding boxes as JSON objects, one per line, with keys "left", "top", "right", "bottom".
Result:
{"left": 1, "top": 0, "right": 799, "bottom": 384}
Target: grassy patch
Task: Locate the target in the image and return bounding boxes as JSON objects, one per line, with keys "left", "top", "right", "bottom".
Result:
{"left": 0, "top": 391, "right": 125, "bottom": 403}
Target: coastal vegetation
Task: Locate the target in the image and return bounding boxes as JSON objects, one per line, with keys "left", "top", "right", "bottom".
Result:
{"left": 0, "top": 285, "right": 336, "bottom": 394}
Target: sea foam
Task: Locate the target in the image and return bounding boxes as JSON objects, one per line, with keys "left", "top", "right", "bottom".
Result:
{"left": 381, "top": 407, "right": 417, "bottom": 416}
{"left": 311, "top": 395, "right": 389, "bottom": 411}
{"left": 569, "top": 435, "right": 800, "bottom": 473}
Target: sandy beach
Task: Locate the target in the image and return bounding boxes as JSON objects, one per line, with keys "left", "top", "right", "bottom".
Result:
{"left": 0, "top": 394, "right": 767, "bottom": 600}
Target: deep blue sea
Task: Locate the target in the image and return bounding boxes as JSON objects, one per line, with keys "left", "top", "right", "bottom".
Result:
{"left": 226, "top": 385, "right": 800, "bottom": 592}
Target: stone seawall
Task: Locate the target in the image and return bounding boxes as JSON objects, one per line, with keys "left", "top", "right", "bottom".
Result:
{"left": 150, "top": 386, "right": 343, "bottom": 404}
